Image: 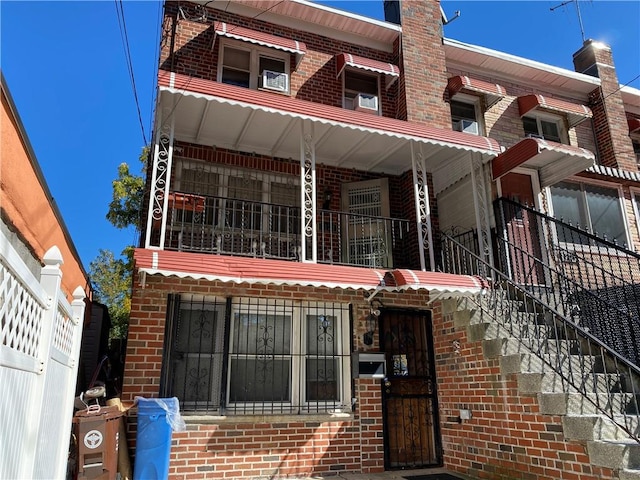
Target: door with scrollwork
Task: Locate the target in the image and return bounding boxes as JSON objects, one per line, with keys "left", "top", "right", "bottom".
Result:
{"left": 381, "top": 310, "right": 441, "bottom": 469}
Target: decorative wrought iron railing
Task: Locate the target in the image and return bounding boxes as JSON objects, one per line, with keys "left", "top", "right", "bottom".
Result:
{"left": 493, "top": 197, "right": 640, "bottom": 366}
{"left": 440, "top": 232, "right": 640, "bottom": 444}
{"left": 154, "top": 191, "right": 412, "bottom": 268}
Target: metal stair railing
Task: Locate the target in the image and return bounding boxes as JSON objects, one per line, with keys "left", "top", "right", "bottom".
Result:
{"left": 494, "top": 197, "right": 640, "bottom": 367}
{"left": 441, "top": 232, "right": 640, "bottom": 443}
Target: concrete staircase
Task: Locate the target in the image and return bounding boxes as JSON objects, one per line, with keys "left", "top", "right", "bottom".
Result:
{"left": 461, "top": 291, "right": 640, "bottom": 479}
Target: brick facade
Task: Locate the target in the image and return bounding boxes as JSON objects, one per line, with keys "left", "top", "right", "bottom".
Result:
{"left": 124, "top": 1, "right": 640, "bottom": 478}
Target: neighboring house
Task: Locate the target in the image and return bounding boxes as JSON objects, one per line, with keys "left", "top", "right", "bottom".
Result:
{"left": 0, "top": 72, "right": 90, "bottom": 479}
{"left": 122, "top": 1, "right": 640, "bottom": 479}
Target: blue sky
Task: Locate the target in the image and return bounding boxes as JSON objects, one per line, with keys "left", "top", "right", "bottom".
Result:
{"left": 2, "top": 1, "right": 639, "bottom": 273}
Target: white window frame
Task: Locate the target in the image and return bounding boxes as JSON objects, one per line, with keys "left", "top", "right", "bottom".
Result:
{"left": 342, "top": 68, "right": 381, "bottom": 115}
{"left": 547, "top": 178, "right": 631, "bottom": 250}
{"left": 226, "top": 299, "right": 351, "bottom": 414}
{"left": 522, "top": 111, "right": 568, "bottom": 144}
{"left": 217, "top": 39, "right": 291, "bottom": 94}
{"left": 450, "top": 93, "right": 484, "bottom": 136}
{"left": 174, "top": 158, "right": 299, "bottom": 229}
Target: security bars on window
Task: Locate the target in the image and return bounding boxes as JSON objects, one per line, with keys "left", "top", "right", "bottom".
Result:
{"left": 162, "top": 295, "right": 352, "bottom": 415}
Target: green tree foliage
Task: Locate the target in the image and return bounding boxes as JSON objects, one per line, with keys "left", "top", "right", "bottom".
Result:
{"left": 90, "top": 248, "right": 133, "bottom": 340}
{"left": 106, "top": 146, "right": 147, "bottom": 229}
{"left": 91, "top": 146, "right": 148, "bottom": 340}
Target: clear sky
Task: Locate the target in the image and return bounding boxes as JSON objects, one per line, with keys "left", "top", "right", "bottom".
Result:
{"left": 2, "top": 1, "right": 639, "bottom": 273}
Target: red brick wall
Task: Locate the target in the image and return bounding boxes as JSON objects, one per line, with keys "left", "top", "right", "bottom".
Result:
{"left": 122, "top": 272, "right": 618, "bottom": 479}
{"left": 396, "top": 0, "right": 451, "bottom": 129}
{"left": 122, "top": 274, "right": 392, "bottom": 478}
{"left": 573, "top": 40, "right": 637, "bottom": 171}
{"left": 434, "top": 299, "right": 617, "bottom": 480}
{"left": 161, "top": 2, "right": 398, "bottom": 118}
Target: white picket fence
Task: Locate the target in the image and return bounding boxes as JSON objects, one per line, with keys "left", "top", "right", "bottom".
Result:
{"left": 0, "top": 229, "right": 86, "bottom": 480}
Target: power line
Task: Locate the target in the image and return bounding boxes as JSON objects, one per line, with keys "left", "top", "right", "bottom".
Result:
{"left": 114, "top": 0, "right": 148, "bottom": 145}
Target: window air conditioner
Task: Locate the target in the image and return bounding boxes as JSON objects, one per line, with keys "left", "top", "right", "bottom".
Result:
{"left": 453, "top": 119, "right": 479, "bottom": 135}
{"left": 354, "top": 93, "right": 378, "bottom": 112}
{"left": 262, "top": 70, "right": 288, "bottom": 92}
{"left": 526, "top": 133, "right": 544, "bottom": 139}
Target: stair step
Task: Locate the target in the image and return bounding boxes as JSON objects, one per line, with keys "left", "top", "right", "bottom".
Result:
{"left": 620, "top": 469, "right": 640, "bottom": 480}
{"left": 539, "top": 392, "right": 639, "bottom": 416}
{"left": 518, "top": 371, "right": 626, "bottom": 395}
{"left": 563, "top": 415, "right": 640, "bottom": 441}
{"left": 587, "top": 439, "right": 640, "bottom": 469}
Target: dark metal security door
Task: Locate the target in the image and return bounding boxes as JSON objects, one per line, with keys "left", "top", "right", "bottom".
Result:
{"left": 381, "top": 310, "right": 441, "bottom": 469}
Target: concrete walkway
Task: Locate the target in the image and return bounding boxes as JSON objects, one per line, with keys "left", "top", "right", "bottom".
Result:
{"left": 296, "top": 468, "right": 469, "bottom": 479}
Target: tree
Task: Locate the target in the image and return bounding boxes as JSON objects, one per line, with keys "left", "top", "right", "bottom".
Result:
{"left": 89, "top": 248, "right": 133, "bottom": 340}
{"left": 91, "top": 146, "right": 148, "bottom": 340}
{"left": 106, "top": 146, "right": 147, "bottom": 229}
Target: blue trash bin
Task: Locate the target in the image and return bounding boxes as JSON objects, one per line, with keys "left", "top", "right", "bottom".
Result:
{"left": 133, "top": 397, "right": 183, "bottom": 480}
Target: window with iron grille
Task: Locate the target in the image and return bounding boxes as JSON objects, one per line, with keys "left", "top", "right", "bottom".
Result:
{"left": 161, "top": 295, "right": 352, "bottom": 415}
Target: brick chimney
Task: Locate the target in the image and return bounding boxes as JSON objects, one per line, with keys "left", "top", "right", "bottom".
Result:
{"left": 573, "top": 39, "right": 637, "bottom": 171}
{"left": 386, "top": 0, "right": 452, "bottom": 129}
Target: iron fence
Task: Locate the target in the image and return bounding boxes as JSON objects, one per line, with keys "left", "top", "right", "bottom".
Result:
{"left": 440, "top": 232, "right": 640, "bottom": 444}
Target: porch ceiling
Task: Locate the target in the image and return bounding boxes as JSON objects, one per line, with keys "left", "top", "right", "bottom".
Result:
{"left": 157, "top": 71, "right": 500, "bottom": 177}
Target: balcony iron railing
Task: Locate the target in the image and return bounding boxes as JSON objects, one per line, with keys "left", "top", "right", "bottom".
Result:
{"left": 152, "top": 191, "right": 412, "bottom": 269}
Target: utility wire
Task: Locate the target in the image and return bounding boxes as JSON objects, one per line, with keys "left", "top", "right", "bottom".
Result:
{"left": 114, "top": 0, "right": 149, "bottom": 145}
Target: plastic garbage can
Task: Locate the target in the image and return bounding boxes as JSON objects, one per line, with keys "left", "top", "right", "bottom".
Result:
{"left": 133, "top": 397, "right": 184, "bottom": 480}
{"left": 73, "top": 405, "right": 123, "bottom": 480}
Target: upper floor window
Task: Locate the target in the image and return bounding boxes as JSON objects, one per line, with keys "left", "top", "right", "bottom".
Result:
{"left": 523, "top": 114, "right": 564, "bottom": 143}
{"left": 549, "top": 181, "right": 627, "bottom": 246}
{"left": 450, "top": 98, "right": 481, "bottom": 135}
{"left": 219, "top": 42, "right": 290, "bottom": 93}
{"left": 633, "top": 140, "right": 640, "bottom": 166}
{"left": 343, "top": 69, "right": 380, "bottom": 114}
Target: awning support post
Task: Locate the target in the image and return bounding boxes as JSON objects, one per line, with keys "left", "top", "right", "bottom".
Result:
{"left": 300, "top": 120, "right": 317, "bottom": 262}
{"left": 145, "top": 104, "right": 176, "bottom": 249}
{"left": 469, "top": 152, "right": 494, "bottom": 270}
{"left": 411, "top": 141, "right": 435, "bottom": 271}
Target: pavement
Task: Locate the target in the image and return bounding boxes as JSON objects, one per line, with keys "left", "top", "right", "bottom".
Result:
{"left": 293, "top": 468, "right": 469, "bottom": 480}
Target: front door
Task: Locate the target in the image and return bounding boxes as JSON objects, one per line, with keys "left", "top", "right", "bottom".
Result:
{"left": 381, "top": 310, "right": 441, "bottom": 469}
{"left": 499, "top": 172, "right": 544, "bottom": 285}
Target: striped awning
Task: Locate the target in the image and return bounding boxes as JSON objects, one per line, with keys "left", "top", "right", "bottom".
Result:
{"left": 134, "top": 249, "right": 486, "bottom": 299}
{"left": 448, "top": 75, "right": 506, "bottom": 108}
{"left": 518, "top": 94, "right": 592, "bottom": 128}
{"left": 214, "top": 21, "right": 306, "bottom": 67}
{"left": 336, "top": 53, "right": 400, "bottom": 89}
{"left": 492, "top": 137, "right": 595, "bottom": 187}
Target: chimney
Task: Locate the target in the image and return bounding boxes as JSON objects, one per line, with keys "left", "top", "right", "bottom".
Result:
{"left": 573, "top": 39, "right": 636, "bottom": 171}
{"left": 391, "top": 0, "right": 452, "bottom": 129}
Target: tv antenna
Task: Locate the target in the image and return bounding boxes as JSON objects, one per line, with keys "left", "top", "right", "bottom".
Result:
{"left": 550, "top": 0, "right": 586, "bottom": 43}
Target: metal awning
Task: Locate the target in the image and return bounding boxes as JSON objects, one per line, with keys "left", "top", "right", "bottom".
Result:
{"left": 518, "top": 94, "right": 592, "bottom": 128}
{"left": 335, "top": 53, "right": 400, "bottom": 89}
{"left": 447, "top": 75, "right": 506, "bottom": 108}
{"left": 134, "top": 249, "right": 486, "bottom": 298}
{"left": 157, "top": 70, "right": 500, "bottom": 177}
{"left": 629, "top": 117, "right": 640, "bottom": 136}
{"left": 492, "top": 137, "right": 595, "bottom": 187}
{"left": 213, "top": 21, "right": 307, "bottom": 67}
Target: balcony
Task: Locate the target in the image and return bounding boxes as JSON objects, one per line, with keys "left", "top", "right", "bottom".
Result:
{"left": 150, "top": 191, "right": 414, "bottom": 269}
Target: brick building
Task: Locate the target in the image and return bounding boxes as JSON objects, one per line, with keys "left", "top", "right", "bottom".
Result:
{"left": 122, "top": 1, "right": 640, "bottom": 478}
